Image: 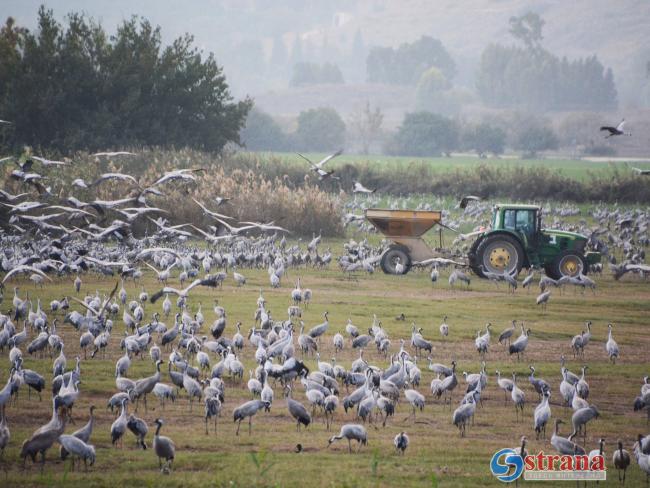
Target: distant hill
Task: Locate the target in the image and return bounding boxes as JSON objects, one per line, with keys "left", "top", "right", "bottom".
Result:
{"left": 4, "top": 1, "right": 648, "bottom": 104}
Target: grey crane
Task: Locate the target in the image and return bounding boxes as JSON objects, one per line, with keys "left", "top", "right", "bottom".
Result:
{"left": 352, "top": 334, "right": 373, "bottom": 349}
{"left": 439, "top": 315, "right": 449, "bottom": 338}
{"left": 452, "top": 391, "right": 477, "bottom": 437}
{"left": 308, "top": 312, "right": 329, "bottom": 340}
{"left": 634, "top": 437, "right": 650, "bottom": 485}
{"left": 346, "top": 318, "right": 359, "bottom": 338}
{"left": 560, "top": 355, "right": 580, "bottom": 385}
{"left": 496, "top": 370, "right": 514, "bottom": 405}
{"left": 111, "top": 398, "right": 129, "bottom": 448}
{"left": 298, "top": 321, "right": 318, "bottom": 356}
{"left": 587, "top": 438, "right": 605, "bottom": 473}
{"left": 605, "top": 323, "right": 619, "bottom": 363}
{"left": 57, "top": 434, "right": 95, "bottom": 471}
{"left": 570, "top": 404, "right": 599, "bottom": 444}
{"left": 511, "top": 373, "right": 525, "bottom": 422}
{"left": 204, "top": 396, "right": 222, "bottom": 434}
{"left": 536, "top": 290, "right": 551, "bottom": 311}
{"left": 394, "top": 431, "right": 409, "bottom": 455}
{"left": 127, "top": 414, "right": 148, "bottom": 449}
{"left": 498, "top": 320, "right": 517, "bottom": 346}
{"left": 510, "top": 435, "right": 529, "bottom": 459}
{"left": 613, "top": 439, "right": 631, "bottom": 483}
{"left": 509, "top": 327, "right": 530, "bottom": 360}
{"left": 233, "top": 399, "right": 269, "bottom": 436}
{"left": 438, "top": 361, "right": 458, "bottom": 407}
{"left": 0, "top": 408, "right": 9, "bottom": 459}
{"left": 551, "top": 419, "right": 585, "bottom": 455}
{"left": 404, "top": 389, "right": 425, "bottom": 420}
{"left": 183, "top": 365, "right": 203, "bottom": 411}
{"left": 285, "top": 386, "right": 312, "bottom": 431}
{"left": 20, "top": 407, "right": 67, "bottom": 470}
{"left": 576, "top": 366, "right": 589, "bottom": 399}
{"left": 61, "top": 405, "right": 95, "bottom": 460}
{"left": 528, "top": 366, "right": 550, "bottom": 398}
{"left": 153, "top": 418, "right": 176, "bottom": 472}
{"left": 533, "top": 391, "right": 551, "bottom": 439}
{"left": 411, "top": 326, "right": 433, "bottom": 356}
{"left": 449, "top": 269, "right": 470, "bottom": 288}
{"left": 131, "top": 359, "right": 163, "bottom": 412}
{"left": 328, "top": 424, "right": 368, "bottom": 453}
{"left": 323, "top": 394, "right": 339, "bottom": 431}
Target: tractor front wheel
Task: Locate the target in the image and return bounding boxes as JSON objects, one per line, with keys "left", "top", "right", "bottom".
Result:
{"left": 380, "top": 246, "right": 411, "bottom": 275}
{"left": 546, "top": 250, "right": 586, "bottom": 280}
{"left": 472, "top": 234, "right": 524, "bottom": 278}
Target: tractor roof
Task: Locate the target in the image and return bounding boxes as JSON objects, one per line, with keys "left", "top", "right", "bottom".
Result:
{"left": 494, "top": 204, "right": 541, "bottom": 211}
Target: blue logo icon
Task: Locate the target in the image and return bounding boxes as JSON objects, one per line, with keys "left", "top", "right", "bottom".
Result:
{"left": 490, "top": 448, "right": 524, "bottom": 483}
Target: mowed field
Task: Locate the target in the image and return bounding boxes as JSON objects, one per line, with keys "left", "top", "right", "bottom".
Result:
{"left": 256, "top": 152, "right": 650, "bottom": 182}
{"left": 1, "top": 258, "right": 649, "bottom": 487}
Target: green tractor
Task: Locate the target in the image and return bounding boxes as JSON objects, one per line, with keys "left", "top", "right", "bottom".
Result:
{"left": 468, "top": 204, "right": 600, "bottom": 279}
{"left": 365, "top": 205, "right": 600, "bottom": 279}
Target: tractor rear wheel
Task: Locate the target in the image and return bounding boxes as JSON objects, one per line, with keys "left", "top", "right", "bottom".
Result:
{"left": 380, "top": 246, "right": 411, "bottom": 275}
{"left": 546, "top": 250, "right": 586, "bottom": 280}
{"left": 473, "top": 234, "right": 524, "bottom": 278}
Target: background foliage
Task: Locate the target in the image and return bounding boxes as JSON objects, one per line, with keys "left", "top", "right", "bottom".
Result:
{"left": 0, "top": 7, "right": 251, "bottom": 153}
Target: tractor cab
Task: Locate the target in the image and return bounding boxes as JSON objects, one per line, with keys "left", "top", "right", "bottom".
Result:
{"left": 492, "top": 204, "right": 540, "bottom": 243}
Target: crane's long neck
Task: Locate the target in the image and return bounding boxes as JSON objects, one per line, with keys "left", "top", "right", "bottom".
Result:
{"left": 155, "top": 423, "right": 162, "bottom": 436}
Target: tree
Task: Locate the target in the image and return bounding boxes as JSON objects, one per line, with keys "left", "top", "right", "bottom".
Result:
{"left": 388, "top": 112, "right": 459, "bottom": 157}
{"left": 348, "top": 101, "right": 384, "bottom": 154}
{"left": 414, "top": 67, "right": 455, "bottom": 113}
{"left": 509, "top": 12, "right": 545, "bottom": 50}
{"left": 0, "top": 8, "right": 251, "bottom": 152}
{"left": 514, "top": 124, "right": 558, "bottom": 158}
{"left": 366, "top": 35, "right": 455, "bottom": 85}
{"left": 476, "top": 43, "right": 618, "bottom": 111}
{"left": 463, "top": 123, "right": 506, "bottom": 157}
{"left": 240, "top": 108, "right": 288, "bottom": 151}
{"left": 294, "top": 107, "right": 346, "bottom": 151}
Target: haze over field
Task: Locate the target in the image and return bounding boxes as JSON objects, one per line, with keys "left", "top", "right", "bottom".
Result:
{"left": 2, "top": 1, "right": 649, "bottom": 156}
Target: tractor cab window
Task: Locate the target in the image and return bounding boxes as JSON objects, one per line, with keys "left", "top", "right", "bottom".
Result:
{"left": 503, "top": 209, "right": 536, "bottom": 236}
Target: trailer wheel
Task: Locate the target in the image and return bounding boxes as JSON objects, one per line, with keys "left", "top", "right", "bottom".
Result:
{"left": 380, "top": 247, "right": 411, "bottom": 275}
{"left": 546, "top": 250, "right": 586, "bottom": 280}
{"left": 473, "top": 234, "right": 524, "bottom": 277}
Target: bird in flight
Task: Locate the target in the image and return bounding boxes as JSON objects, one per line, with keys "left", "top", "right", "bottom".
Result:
{"left": 600, "top": 119, "right": 631, "bottom": 138}
{"left": 353, "top": 181, "right": 376, "bottom": 194}
{"left": 297, "top": 150, "right": 342, "bottom": 180}
{"left": 92, "top": 151, "right": 136, "bottom": 157}
{"left": 459, "top": 195, "right": 480, "bottom": 209}
{"left": 31, "top": 155, "right": 69, "bottom": 166}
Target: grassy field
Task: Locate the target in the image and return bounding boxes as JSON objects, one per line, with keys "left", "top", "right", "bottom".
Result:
{"left": 1, "top": 255, "right": 650, "bottom": 487}
{"left": 255, "top": 152, "right": 650, "bottom": 182}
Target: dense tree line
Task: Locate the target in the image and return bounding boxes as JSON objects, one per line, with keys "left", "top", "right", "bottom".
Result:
{"left": 290, "top": 62, "right": 344, "bottom": 86}
{"left": 0, "top": 7, "right": 251, "bottom": 153}
{"left": 476, "top": 13, "right": 617, "bottom": 112}
{"left": 366, "top": 36, "right": 456, "bottom": 85}
{"left": 242, "top": 105, "right": 564, "bottom": 158}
